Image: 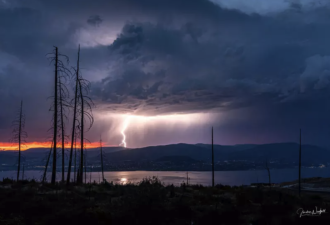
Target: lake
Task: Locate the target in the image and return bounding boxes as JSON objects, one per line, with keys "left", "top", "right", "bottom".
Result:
{"left": 1, "top": 168, "right": 330, "bottom": 186}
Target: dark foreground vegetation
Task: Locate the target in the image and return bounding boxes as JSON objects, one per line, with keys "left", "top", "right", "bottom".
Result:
{"left": 0, "top": 177, "right": 329, "bottom": 225}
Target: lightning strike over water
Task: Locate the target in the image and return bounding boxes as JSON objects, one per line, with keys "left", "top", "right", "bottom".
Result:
{"left": 117, "top": 113, "right": 213, "bottom": 148}
{"left": 120, "top": 116, "right": 131, "bottom": 148}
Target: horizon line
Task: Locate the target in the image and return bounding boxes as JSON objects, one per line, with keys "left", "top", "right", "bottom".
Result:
{"left": 1, "top": 141, "right": 322, "bottom": 151}
{"left": 0, "top": 141, "right": 118, "bottom": 151}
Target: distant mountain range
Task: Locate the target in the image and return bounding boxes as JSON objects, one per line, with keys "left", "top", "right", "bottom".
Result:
{"left": 101, "top": 142, "right": 330, "bottom": 164}
{"left": 1, "top": 143, "right": 329, "bottom": 170}
{"left": 0, "top": 147, "right": 124, "bottom": 166}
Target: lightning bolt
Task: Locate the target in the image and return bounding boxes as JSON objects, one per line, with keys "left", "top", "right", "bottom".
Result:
{"left": 117, "top": 113, "right": 207, "bottom": 148}
{"left": 120, "top": 116, "right": 131, "bottom": 148}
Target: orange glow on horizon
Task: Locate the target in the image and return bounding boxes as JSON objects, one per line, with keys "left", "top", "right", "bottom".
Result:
{"left": 0, "top": 142, "right": 117, "bottom": 151}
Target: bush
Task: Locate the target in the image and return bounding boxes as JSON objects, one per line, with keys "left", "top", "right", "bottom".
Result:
{"left": 1, "top": 178, "right": 14, "bottom": 184}
{"left": 190, "top": 184, "right": 205, "bottom": 190}
{"left": 1, "top": 177, "right": 327, "bottom": 225}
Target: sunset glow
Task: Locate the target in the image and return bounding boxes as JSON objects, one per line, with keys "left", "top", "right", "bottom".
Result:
{"left": 0, "top": 141, "right": 113, "bottom": 151}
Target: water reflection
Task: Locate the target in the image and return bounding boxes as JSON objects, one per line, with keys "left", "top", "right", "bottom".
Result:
{"left": 1, "top": 168, "right": 330, "bottom": 186}
{"left": 120, "top": 177, "right": 127, "bottom": 184}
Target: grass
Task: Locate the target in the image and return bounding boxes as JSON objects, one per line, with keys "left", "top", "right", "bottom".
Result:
{"left": 0, "top": 177, "right": 329, "bottom": 225}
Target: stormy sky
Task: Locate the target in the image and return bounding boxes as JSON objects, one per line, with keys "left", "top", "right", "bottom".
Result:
{"left": 1, "top": 0, "right": 330, "bottom": 148}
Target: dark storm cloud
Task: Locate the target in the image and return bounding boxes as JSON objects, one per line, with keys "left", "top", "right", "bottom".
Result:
{"left": 0, "top": 6, "right": 83, "bottom": 64}
{"left": 92, "top": 6, "right": 330, "bottom": 116}
{"left": 2, "top": 0, "right": 330, "bottom": 146}
{"left": 28, "top": 0, "right": 249, "bottom": 20}
{"left": 87, "top": 15, "right": 103, "bottom": 27}
{"left": 0, "top": 62, "right": 53, "bottom": 141}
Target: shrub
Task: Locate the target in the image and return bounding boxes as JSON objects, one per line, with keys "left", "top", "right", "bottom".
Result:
{"left": 1, "top": 178, "right": 14, "bottom": 184}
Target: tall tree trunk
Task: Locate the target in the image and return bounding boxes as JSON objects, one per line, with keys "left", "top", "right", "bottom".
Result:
{"left": 17, "top": 100, "right": 23, "bottom": 182}
{"left": 78, "top": 78, "right": 84, "bottom": 184}
{"left": 211, "top": 127, "right": 214, "bottom": 187}
{"left": 74, "top": 137, "right": 77, "bottom": 183}
{"left": 67, "top": 45, "right": 80, "bottom": 185}
{"left": 59, "top": 76, "right": 65, "bottom": 183}
{"left": 84, "top": 149, "right": 87, "bottom": 184}
{"left": 100, "top": 137, "right": 104, "bottom": 182}
{"left": 43, "top": 142, "right": 53, "bottom": 184}
{"left": 299, "top": 128, "right": 302, "bottom": 197}
{"left": 51, "top": 47, "right": 58, "bottom": 185}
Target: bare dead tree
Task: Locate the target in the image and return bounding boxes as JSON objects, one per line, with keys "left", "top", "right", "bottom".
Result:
{"left": 76, "top": 70, "right": 94, "bottom": 184}
{"left": 59, "top": 77, "right": 65, "bottom": 183}
{"left": 58, "top": 73, "right": 71, "bottom": 183}
{"left": 77, "top": 77, "right": 85, "bottom": 184}
{"left": 81, "top": 138, "right": 92, "bottom": 184}
{"left": 69, "top": 122, "right": 80, "bottom": 184}
{"left": 84, "top": 149, "right": 87, "bottom": 184}
{"left": 52, "top": 47, "right": 58, "bottom": 185}
{"left": 100, "top": 136, "right": 105, "bottom": 182}
{"left": 47, "top": 46, "right": 71, "bottom": 185}
{"left": 42, "top": 141, "right": 53, "bottom": 184}
{"left": 67, "top": 45, "right": 80, "bottom": 185}
{"left": 10, "top": 100, "right": 27, "bottom": 182}
{"left": 74, "top": 128, "right": 78, "bottom": 183}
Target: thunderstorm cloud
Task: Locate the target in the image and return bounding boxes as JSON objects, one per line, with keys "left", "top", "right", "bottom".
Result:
{"left": 1, "top": 0, "right": 330, "bottom": 147}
